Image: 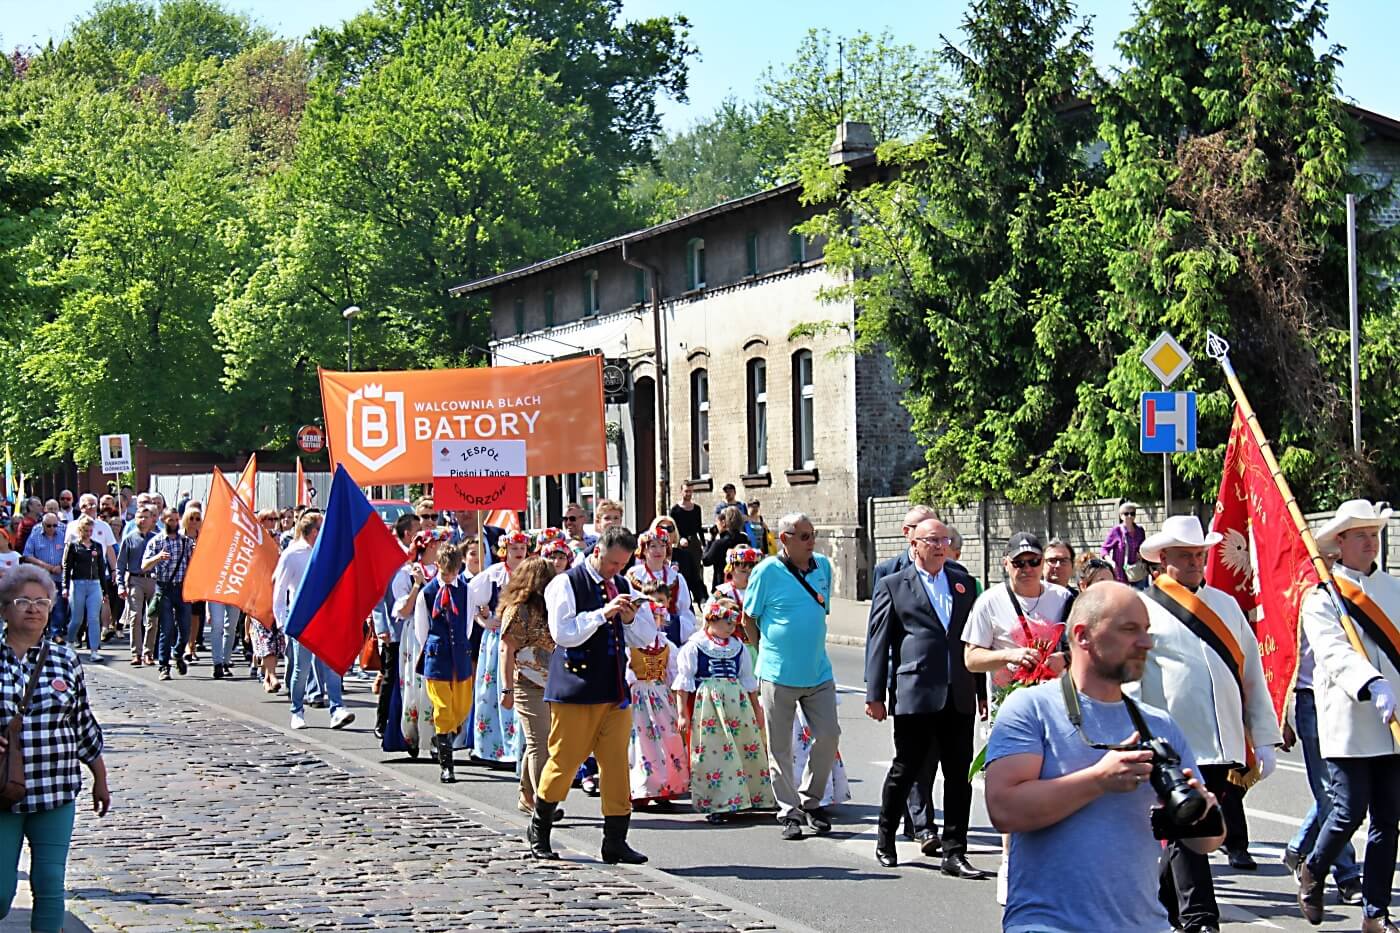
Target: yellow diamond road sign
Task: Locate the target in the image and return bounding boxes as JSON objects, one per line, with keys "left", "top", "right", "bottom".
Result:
{"left": 1141, "top": 331, "right": 1191, "bottom": 387}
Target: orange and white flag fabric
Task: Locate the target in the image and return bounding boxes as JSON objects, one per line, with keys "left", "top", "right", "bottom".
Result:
{"left": 235, "top": 453, "right": 257, "bottom": 508}
{"left": 183, "top": 468, "right": 281, "bottom": 624}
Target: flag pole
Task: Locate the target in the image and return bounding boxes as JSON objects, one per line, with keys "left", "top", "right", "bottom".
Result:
{"left": 1205, "top": 331, "right": 1400, "bottom": 744}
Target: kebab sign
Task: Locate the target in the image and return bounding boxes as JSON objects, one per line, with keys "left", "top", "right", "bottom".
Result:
{"left": 432, "top": 440, "right": 527, "bottom": 511}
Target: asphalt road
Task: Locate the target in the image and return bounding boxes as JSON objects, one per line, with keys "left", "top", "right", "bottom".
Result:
{"left": 96, "top": 642, "right": 1384, "bottom": 932}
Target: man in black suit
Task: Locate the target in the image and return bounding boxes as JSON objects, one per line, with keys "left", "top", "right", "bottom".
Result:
{"left": 866, "top": 517, "right": 987, "bottom": 877}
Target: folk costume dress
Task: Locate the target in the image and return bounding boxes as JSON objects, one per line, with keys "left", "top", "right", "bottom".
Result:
{"left": 399, "top": 563, "right": 439, "bottom": 754}
{"left": 626, "top": 634, "right": 689, "bottom": 803}
{"left": 625, "top": 562, "right": 697, "bottom": 647}
{"left": 673, "top": 631, "right": 774, "bottom": 816}
{"left": 718, "top": 580, "right": 849, "bottom": 807}
{"left": 467, "top": 562, "right": 522, "bottom": 763}
{"left": 412, "top": 573, "right": 475, "bottom": 736}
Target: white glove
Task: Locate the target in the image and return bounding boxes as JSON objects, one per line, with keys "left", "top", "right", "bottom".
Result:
{"left": 1370, "top": 678, "right": 1397, "bottom": 725}
{"left": 1255, "top": 744, "right": 1277, "bottom": 779}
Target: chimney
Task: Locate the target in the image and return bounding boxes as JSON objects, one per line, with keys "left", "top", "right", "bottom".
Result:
{"left": 828, "top": 120, "right": 876, "bottom": 167}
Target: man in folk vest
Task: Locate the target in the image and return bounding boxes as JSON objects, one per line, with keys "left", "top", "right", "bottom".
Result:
{"left": 1131, "top": 515, "right": 1282, "bottom": 933}
{"left": 529, "top": 525, "right": 657, "bottom": 863}
{"left": 1299, "top": 500, "right": 1400, "bottom": 932}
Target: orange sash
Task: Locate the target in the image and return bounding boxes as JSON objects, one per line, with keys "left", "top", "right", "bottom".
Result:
{"left": 1151, "top": 576, "right": 1245, "bottom": 687}
{"left": 1332, "top": 574, "right": 1400, "bottom": 675}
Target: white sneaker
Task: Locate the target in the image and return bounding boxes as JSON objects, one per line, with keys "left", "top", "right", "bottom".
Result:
{"left": 290, "top": 713, "right": 307, "bottom": 730}
{"left": 88, "top": 651, "right": 101, "bottom": 663}
{"left": 329, "top": 709, "right": 356, "bottom": 730}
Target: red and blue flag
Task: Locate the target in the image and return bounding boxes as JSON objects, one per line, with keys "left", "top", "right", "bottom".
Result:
{"left": 286, "top": 465, "right": 406, "bottom": 675}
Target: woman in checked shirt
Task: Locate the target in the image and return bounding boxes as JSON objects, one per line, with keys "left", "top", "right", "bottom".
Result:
{"left": 0, "top": 565, "right": 109, "bottom": 932}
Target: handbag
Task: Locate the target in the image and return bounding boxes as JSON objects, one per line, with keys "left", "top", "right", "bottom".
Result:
{"left": 0, "top": 642, "right": 51, "bottom": 808}
{"left": 358, "top": 623, "right": 381, "bottom": 672}
{"left": 1125, "top": 559, "right": 1149, "bottom": 583}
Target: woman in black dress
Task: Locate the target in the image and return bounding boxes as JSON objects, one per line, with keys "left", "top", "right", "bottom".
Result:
{"left": 702, "top": 506, "right": 751, "bottom": 593}
{"left": 668, "top": 482, "right": 708, "bottom": 602}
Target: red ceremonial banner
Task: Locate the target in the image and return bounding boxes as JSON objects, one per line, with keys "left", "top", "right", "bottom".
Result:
{"left": 1205, "top": 404, "right": 1318, "bottom": 721}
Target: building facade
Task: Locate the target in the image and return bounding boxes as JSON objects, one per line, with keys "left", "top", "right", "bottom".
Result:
{"left": 451, "top": 130, "right": 923, "bottom": 597}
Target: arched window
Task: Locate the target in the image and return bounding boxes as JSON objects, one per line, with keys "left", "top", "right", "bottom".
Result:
{"left": 691, "top": 368, "right": 710, "bottom": 478}
{"left": 792, "top": 350, "right": 814, "bottom": 469}
{"left": 746, "top": 358, "right": 767, "bottom": 473}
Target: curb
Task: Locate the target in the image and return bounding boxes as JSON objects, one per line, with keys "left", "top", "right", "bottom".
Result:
{"left": 93, "top": 664, "right": 824, "bottom": 933}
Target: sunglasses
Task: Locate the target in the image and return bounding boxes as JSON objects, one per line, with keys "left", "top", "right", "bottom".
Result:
{"left": 914, "top": 535, "right": 953, "bottom": 548}
{"left": 786, "top": 531, "right": 817, "bottom": 542}
{"left": 419, "top": 512, "right": 439, "bottom": 520}
{"left": 1122, "top": 511, "right": 1137, "bottom": 517}
{"left": 1011, "top": 556, "right": 1043, "bottom": 569}
{"left": 563, "top": 516, "right": 581, "bottom": 522}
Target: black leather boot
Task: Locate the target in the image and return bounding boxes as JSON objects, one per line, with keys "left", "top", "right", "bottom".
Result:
{"left": 600, "top": 813, "right": 647, "bottom": 865}
{"left": 437, "top": 735, "right": 455, "bottom": 784}
{"left": 528, "top": 800, "right": 560, "bottom": 859}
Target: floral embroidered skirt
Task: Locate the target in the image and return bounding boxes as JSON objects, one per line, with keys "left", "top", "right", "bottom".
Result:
{"left": 398, "top": 628, "right": 435, "bottom": 755}
{"left": 250, "top": 620, "right": 285, "bottom": 660}
{"left": 628, "top": 680, "right": 690, "bottom": 802}
{"left": 688, "top": 678, "right": 773, "bottom": 815}
{"left": 470, "top": 627, "right": 521, "bottom": 762}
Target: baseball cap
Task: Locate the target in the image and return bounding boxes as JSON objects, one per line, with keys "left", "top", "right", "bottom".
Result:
{"left": 1005, "top": 531, "right": 1043, "bottom": 559}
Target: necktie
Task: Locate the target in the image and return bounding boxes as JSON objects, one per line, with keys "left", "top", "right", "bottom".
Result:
{"left": 603, "top": 577, "right": 618, "bottom": 601}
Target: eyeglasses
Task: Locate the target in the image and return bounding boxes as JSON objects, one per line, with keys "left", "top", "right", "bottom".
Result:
{"left": 1044, "top": 556, "right": 1071, "bottom": 565}
{"left": 914, "top": 535, "right": 953, "bottom": 548}
{"left": 563, "top": 516, "right": 581, "bottom": 523}
{"left": 1011, "top": 557, "right": 1043, "bottom": 569}
{"left": 788, "top": 531, "right": 817, "bottom": 542}
{"left": 1122, "top": 511, "right": 1137, "bottom": 517}
{"left": 419, "top": 512, "right": 438, "bottom": 520}
{"left": 9, "top": 598, "right": 53, "bottom": 612}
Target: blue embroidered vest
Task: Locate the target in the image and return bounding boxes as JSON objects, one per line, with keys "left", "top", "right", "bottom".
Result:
{"left": 544, "top": 563, "right": 632, "bottom": 705}
{"left": 418, "top": 576, "right": 473, "bottom": 682}
{"left": 695, "top": 645, "right": 742, "bottom": 681}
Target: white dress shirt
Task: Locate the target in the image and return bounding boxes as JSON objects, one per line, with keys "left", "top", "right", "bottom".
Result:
{"left": 545, "top": 559, "right": 657, "bottom": 649}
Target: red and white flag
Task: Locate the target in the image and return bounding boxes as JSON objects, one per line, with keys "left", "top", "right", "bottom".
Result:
{"left": 1205, "top": 404, "right": 1318, "bottom": 721}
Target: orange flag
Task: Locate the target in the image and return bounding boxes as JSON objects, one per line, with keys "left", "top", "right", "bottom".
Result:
{"left": 296, "top": 457, "right": 312, "bottom": 507}
{"left": 1205, "top": 404, "right": 1318, "bottom": 721}
{"left": 486, "top": 508, "right": 521, "bottom": 532}
{"left": 235, "top": 453, "right": 257, "bottom": 508}
{"left": 183, "top": 468, "right": 281, "bottom": 625}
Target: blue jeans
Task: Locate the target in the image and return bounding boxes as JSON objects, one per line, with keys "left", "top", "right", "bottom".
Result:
{"left": 1288, "top": 689, "right": 1360, "bottom": 882}
{"left": 0, "top": 802, "right": 75, "bottom": 933}
{"left": 207, "top": 603, "right": 240, "bottom": 666}
{"left": 64, "top": 580, "right": 103, "bottom": 651}
{"left": 1307, "top": 754, "right": 1400, "bottom": 919}
{"left": 45, "top": 587, "right": 68, "bottom": 642}
{"left": 288, "top": 638, "right": 342, "bottom": 716}
{"left": 155, "top": 581, "right": 191, "bottom": 667}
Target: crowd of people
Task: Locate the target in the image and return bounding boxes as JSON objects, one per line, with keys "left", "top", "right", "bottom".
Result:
{"left": 0, "top": 480, "right": 1398, "bottom": 933}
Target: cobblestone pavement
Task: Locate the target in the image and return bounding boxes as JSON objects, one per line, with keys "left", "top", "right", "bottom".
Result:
{"left": 62, "top": 667, "right": 781, "bottom": 932}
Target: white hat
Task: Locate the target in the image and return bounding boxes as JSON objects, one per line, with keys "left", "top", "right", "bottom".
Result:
{"left": 1315, "top": 499, "right": 1392, "bottom": 547}
{"left": 1139, "top": 515, "right": 1223, "bottom": 564}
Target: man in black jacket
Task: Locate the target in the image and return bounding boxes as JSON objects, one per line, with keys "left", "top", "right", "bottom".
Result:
{"left": 866, "top": 517, "right": 987, "bottom": 877}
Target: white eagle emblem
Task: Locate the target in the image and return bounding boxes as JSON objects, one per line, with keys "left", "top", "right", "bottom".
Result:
{"left": 1217, "top": 528, "right": 1253, "bottom": 589}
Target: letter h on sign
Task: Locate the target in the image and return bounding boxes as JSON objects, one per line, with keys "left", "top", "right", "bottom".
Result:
{"left": 1140, "top": 391, "right": 1197, "bottom": 453}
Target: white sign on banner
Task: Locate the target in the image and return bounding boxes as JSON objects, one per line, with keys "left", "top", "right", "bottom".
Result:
{"left": 431, "top": 440, "right": 527, "bottom": 478}
{"left": 99, "top": 434, "right": 132, "bottom": 473}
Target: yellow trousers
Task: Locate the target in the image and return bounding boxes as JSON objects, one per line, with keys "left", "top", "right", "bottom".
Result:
{"left": 537, "top": 702, "right": 633, "bottom": 817}
{"left": 425, "top": 677, "right": 474, "bottom": 736}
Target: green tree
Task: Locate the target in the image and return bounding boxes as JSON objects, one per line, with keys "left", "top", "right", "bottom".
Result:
{"left": 212, "top": 16, "right": 598, "bottom": 452}
{"left": 803, "top": 0, "right": 1102, "bottom": 504}
{"left": 1081, "top": 0, "right": 1400, "bottom": 507}
{"left": 190, "top": 39, "right": 311, "bottom": 175}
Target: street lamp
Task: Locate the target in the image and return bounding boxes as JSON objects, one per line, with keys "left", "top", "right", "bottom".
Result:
{"left": 342, "top": 305, "right": 361, "bottom": 370}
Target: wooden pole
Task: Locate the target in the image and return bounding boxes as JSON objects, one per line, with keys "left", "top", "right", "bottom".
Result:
{"left": 1205, "top": 331, "right": 1400, "bottom": 744}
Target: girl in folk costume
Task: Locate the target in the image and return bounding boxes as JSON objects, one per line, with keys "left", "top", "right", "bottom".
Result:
{"left": 466, "top": 531, "right": 529, "bottom": 763}
{"left": 625, "top": 528, "right": 697, "bottom": 647}
{"left": 725, "top": 544, "right": 851, "bottom": 807}
{"left": 399, "top": 531, "right": 457, "bottom": 758}
{"left": 411, "top": 541, "right": 475, "bottom": 783}
{"left": 626, "top": 576, "right": 690, "bottom": 807}
{"left": 539, "top": 537, "right": 574, "bottom": 576}
{"left": 674, "top": 597, "right": 774, "bottom": 822}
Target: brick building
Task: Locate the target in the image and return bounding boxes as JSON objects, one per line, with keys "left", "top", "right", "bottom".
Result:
{"left": 450, "top": 123, "right": 922, "bottom": 597}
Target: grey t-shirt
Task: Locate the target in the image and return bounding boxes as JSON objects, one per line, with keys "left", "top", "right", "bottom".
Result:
{"left": 988, "top": 680, "right": 1198, "bottom": 933}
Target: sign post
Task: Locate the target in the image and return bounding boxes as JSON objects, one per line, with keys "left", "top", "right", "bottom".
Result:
{"left": 1140, "top": 333, "right": 1193, "bottom": 518}
{"left": 431, "top": 440, "right": 528, "bottom": 512}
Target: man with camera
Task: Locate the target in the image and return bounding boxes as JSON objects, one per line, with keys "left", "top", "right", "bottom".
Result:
{"left": 1131, "top": 515, "right": 1281, "bottom": 932}
{"left": 986, "top": 582, "right": 1225, "bottom": 932}
{"left": 1298, "top": 500, "right": 1400, "bottom": 932}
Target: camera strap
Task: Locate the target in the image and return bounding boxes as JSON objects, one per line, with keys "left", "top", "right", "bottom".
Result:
{"left": 1059, "top": 673, "right": 1155, "bottom": 751}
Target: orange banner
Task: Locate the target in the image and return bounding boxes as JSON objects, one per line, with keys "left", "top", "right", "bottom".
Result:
{"left": 318, "top": 358, "right": 607, "bottom": 484}
{"left": 236, "top": 453, "right": 257, "bottom": 507}
{"left": 183, "top": 468, "right": 282, "bottom": 624}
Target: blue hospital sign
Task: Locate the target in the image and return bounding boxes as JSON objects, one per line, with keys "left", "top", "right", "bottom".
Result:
{"left": 1140, "top": 391, "right": 1197, "bottom": 453}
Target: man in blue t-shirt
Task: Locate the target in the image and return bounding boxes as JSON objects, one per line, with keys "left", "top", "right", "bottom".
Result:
{"left": 985, "top": 582, "right": 1225, "bottom": 933}
{"left": 743, "top": 512, "right": 838, "bottom": 842}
